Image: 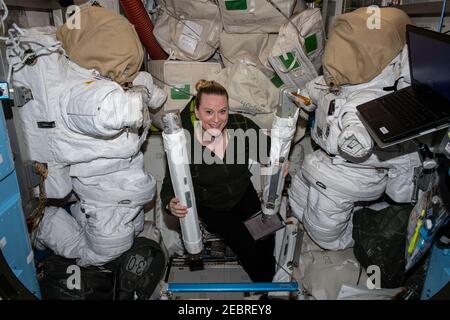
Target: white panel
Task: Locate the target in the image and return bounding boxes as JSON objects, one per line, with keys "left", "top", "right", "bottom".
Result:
{"left": 167, "top": 260, "right": 252, "bottom": 300}
{"left": 97, "top": 0, "right": 120, "bottom": 13}
{"left": 412, "top": 16, "right": 450, "bottom": 33}
{"left": 25, "top": 11, "right": 51, "bottom": 26}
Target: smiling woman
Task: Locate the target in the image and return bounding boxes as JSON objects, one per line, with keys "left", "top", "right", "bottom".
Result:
{"left": 160, "top": 79, "right": 276, "bottom": 283}
{"left": 194, "top": 80, "right": 229, "bottom": 160}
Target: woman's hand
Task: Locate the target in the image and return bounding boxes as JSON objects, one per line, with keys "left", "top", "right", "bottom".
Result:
{"left": 168, "top": 197, "right": 188, "bottom": 218}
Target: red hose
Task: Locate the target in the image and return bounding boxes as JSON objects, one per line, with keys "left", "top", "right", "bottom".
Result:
{"left": 120, "top": 0, "right": 168, "bottom": 60}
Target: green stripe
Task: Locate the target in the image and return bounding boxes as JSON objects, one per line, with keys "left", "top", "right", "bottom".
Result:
{"left": 171, "top": 84, "right": 191, "bottom": 100}
{"left": 278, "top": 52, "right": 300, "bottom": 70}
{"left": 190, "top": 99, "right": 197, "bottom": 126}
{"left": 304, "top": 33, "right": 318, "bottom": 54}
{"left": 225, "top": 0, "right": 247, "bottom": 10}
{"left": 270, "top": 73, "right": 284, "bottom": 88}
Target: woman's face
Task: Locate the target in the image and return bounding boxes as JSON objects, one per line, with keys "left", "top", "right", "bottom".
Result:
{"left": 195, "top": 93, "right": 228, "bottom": 136}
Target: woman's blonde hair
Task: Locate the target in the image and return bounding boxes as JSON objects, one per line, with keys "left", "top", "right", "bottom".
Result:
{"left": 194, "top": 79, "right": 228, "bottom": 108}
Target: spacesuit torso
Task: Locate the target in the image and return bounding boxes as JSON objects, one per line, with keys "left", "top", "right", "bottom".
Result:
{"left": 10, "top": 30, "right": 148, "bottom": 166}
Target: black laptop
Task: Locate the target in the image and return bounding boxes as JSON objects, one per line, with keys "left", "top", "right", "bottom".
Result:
{"left": 356, "top": 25, "right": 450, "bottom": 148}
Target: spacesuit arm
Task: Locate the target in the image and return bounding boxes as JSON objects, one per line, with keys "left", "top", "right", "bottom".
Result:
{"left": 62, "top": 79, "right": 145, "bottom": 138}
{"left": 337, "top": 92, "right": 378, "bottom": 161}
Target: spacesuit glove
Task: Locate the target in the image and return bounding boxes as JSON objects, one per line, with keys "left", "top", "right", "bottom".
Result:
{"left": 131, "top": 72, "right": 167, "bottom": 110}
{"left": 304, "top": 76, "right": 328, "bottom": 106}
{"left": 338, "top": 112, "right": 373, "bottom": 160}
{"left": 129, "top": 87, "right": 154, "bottom": 130}
{"left": 129, "top": 85, "right": 152, "bottom": 107}
{"left": 129, "top": 84, "right": 167, "bottom": 110}
{"left": 148, "top": 85, "right": 167, "bottom": 110}
{"left": 123, "top": 89, "right": 145, "bottom": 129}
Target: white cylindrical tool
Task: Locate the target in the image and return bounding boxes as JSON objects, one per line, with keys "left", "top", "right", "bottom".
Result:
{"left": 262, "top": 86, "right": 300, "bottom": 215}
{"left": 161, "top": 112, "right": 203, "bottom": 254}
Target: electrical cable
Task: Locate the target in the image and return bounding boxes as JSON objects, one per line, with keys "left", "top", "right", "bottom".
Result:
{"left": 0, "top": 0, "right": 9, "bottom": 36}
{"left": 438, "top": 0, "right": 447, "bottom": 32}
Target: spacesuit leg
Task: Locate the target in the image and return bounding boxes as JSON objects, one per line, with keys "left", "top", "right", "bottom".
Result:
{"left": 385, "top": 151, "right": 421, "bottom": 203}
{"left": 288, "top": 173, "right": 309, "bottom": 221}
{"left": 70, "top": 202, "right": 144, "bottom": 251}
{"left": 299, "top": 150, "right": 388, "bottom": 250}
{"left": 34, "top": 206, "right": 87, "bottom": 258}
{"left": 79, "top": 204, "right": 143, "bottom": 266}
{"left": 35, "top": 154, "right": 156, "bottom": 266}
{"left": 302, "top": 186, "right": 355, "bottom": 250}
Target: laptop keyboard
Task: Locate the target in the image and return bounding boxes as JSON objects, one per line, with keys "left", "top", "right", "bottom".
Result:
{"left": 381, "top": 90, "right": 442, "bottom": 128}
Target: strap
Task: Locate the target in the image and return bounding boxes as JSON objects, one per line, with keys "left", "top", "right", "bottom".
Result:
{"left": 249, "top": 0, "right": 256, "bottom": 13}
{"left": 190, "top": 98, "right": 197, "bottom": 126}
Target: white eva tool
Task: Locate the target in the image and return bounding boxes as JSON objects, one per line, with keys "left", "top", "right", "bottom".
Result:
{"left": 262, "top": 86, "right": 300, "bottom": 215}
{"left": 273, "top": 217, "right": 301, "bottom": 283}
{"left": 161, "top": 112, "right": 203, "bottom": 254}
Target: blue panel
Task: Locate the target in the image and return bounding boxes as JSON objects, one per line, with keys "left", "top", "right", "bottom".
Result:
{"left": 167, "top": 282, "right": 299, "bottom": 293}
{"left": 421, "top": 245, "right": 450, "bottom": 300}
{"left": 0, "top": 107, "right": 41, "bottom": 298}
{"left": 0, "top": 106, "right": 14, "bottom": 181}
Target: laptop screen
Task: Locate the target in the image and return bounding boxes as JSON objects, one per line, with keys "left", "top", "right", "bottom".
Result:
{"left": 408, "top": 27, "right": 450, "bottom": 101}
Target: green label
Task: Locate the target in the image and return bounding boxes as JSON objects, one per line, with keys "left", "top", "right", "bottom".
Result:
{"left": 278, "top": 52, "right": 300, "bottom": 70}
{"left": 171, "top": 84, "right": 190, "bottom": 100}
{"left": 304, "top": 33, "right": 318, "bottom": 54}
{"left": 270, "top": 73, "right": 284, "bottom": 88}
{"left": 150, "top": 123, "right": 161, "bottom": 132}
{"left": 225, "top": 0, "right": 247, "bottom": 10}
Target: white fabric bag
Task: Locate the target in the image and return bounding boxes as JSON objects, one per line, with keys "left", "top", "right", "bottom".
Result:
{"left": 217, "top": 0, "right": 296, "bottom": 33}
{"left": 162, "top": 0, "right": 220, "bottom": 20}
{"left": 153, "top": 8, "right": 221, "bottom": 61}
{"left": 147, "top": 60, "right": 222, "bottom": 129}
{"left": 269, "top": 8, "right": 324, "bottom": 88}
{"left": 219, "top": 31, "right": 277, "bottom": 75}
{"left": 295, "top": 244, "right": 367, "bottom": 300}
{"left": 211, "top": 62, "right": 280, "bottom": 114}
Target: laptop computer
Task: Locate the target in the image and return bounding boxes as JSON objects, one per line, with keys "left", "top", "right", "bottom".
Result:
{"left": 356, "top": 25, "right": 450, "bottom": 148}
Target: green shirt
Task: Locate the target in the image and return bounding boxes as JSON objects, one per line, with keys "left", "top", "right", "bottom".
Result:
{"left": 160, "top": 99, "right": 270, "bottom": 211}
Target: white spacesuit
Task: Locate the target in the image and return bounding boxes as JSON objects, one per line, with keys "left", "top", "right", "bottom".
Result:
{"left": 7, "top": 26, "right": 167, "bottom": 266}
{"left": 289, "top": 46, "right": 421, "bottom": 250}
